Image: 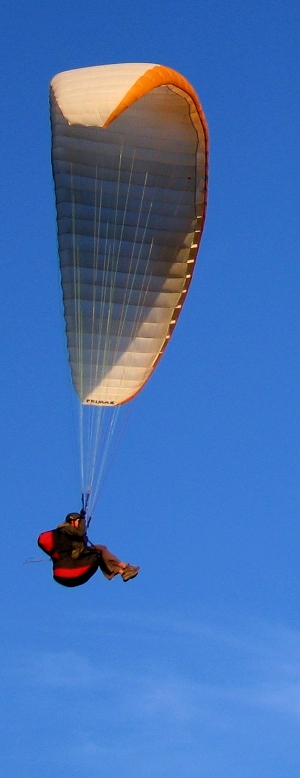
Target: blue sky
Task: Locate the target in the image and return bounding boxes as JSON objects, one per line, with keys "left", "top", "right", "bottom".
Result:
{"left": 1, "top": 1, "right": 300, "bottom": 775}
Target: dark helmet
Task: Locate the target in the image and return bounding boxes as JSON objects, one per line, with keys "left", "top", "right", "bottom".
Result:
{"left": 65, "top": 512, "right": 82, "bottom": 523}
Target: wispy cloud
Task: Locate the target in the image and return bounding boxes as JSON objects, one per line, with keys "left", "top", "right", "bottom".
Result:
{"left": 16, "top": 611, "right": 300, "bottom": 722}
{"left": 25, "top": 650, "right": 114, "bottom": 688}
{"left": 3, "top": 610, "right": 300, "bottom": 777}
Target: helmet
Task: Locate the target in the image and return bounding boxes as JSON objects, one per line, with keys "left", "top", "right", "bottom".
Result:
{"left": 65, "top": 512, "right": 82, "bottom": 523}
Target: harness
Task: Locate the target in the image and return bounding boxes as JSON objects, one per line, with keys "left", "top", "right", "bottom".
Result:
{"left": 37, "top": 493, "right": 96, "bottom": 587}
{"left": 37, "top": 492, "right": 100, "bottom": 588}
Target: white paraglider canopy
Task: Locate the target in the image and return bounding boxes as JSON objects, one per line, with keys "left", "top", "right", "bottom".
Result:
{"left": 51, "top": 62, "right": 209, "bottom": 510}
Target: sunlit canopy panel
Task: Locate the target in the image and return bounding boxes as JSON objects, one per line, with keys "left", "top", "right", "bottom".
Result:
{"left": 50, "top": 63, "right": 208, "bottom": 406}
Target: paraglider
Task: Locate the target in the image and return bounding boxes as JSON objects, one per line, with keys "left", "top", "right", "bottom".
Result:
{"left": 38, "top": 512, "right": 139, "bottom": 587}
{"left": 38, "top": 62, "right": 209, "bottom": 585}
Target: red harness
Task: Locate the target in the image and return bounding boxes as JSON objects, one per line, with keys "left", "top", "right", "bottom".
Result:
{"left": 37, "top": 531, "right": 98, "bottom": 588}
